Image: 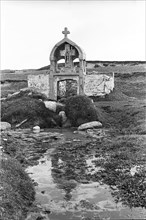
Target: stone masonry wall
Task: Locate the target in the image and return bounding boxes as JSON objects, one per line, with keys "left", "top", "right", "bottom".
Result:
{"left": 28, "top": 73, "right": 114, "bottom": 99}
{"left": 84, "top": 74, "right": 114, "bottom": 96}
{"left": 28, "top": 74, "right": 49, "bottom": 97}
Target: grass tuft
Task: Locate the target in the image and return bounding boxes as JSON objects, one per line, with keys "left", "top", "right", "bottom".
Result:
{"left": 0, "top": 157, "right": 35, "bottom": 220}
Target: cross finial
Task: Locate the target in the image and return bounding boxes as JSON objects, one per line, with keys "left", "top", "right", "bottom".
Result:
{"left": 62, "top": 27, "right": 70, "bottom": 38}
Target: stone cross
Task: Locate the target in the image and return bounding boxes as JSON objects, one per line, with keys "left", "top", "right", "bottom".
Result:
{"left": 60, "top": 44, "right": 75, "bottom": 68}
{"left": 60, "top": 44, "right": 75, "bottom": 58}
{"left": 62, "top": 27, "right": 70, "bottom": 38}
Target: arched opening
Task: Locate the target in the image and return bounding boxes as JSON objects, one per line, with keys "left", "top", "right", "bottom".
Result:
{"left": 57, "top": 59, "right": 65, "bottom": 64}
{"left": 57, "top": 79, "right": 78, "bottom": 100}
{"left": 49, "top": 31, "right": 86, "bottom": 100}
{"left": 73, "top": 58, "right": 79, "bottom": 65}
{"left": 73, "top": 58, "right": 80, "bottom": 73}
{"left": 56, "top": 59, "right": 65, "bottom": 72}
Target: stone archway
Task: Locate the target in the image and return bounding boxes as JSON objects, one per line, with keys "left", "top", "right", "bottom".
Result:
{"left": 49, "top": 27, "right": 86, "bottom": 100}
{"left": 57, "top": 79, "right": 78, "bottom": 100}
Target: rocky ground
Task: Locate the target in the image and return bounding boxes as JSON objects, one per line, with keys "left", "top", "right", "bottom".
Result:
{"left": 0, "top": 63, "right": 146, "bottom": 220}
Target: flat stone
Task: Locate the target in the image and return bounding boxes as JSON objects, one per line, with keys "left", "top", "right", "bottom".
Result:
{"left": 78, "top": 121, "right": 102, "bottom": 131}
{"left": 0, "top": 122, "right": 11, "bottom": 131}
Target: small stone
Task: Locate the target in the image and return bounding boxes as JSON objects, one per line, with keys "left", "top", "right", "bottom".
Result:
{"left": 3, "top": 138, "right": 7, "bottom": 141}
{"left": 0, "top": 122, "right": 11, "bottom": 131}
{"left": 59, "top": 111, "right": 67, "bottom": 124}
{"left": 78, "top": 121, "right": 102, "bottom": 131}
{"left": 33, "top": 126, "right": 40, "bottom": 133}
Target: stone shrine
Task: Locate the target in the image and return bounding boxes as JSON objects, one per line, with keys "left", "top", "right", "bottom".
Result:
{"left": 49, "top": 27, "right": 86, "bottom": 100}
{"left": 28, "top": 28, "right": 114, "bottom": 99}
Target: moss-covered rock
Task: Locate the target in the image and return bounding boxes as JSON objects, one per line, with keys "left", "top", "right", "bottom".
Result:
{"left": 65, "top": 95, "right": 102, "bottom": 127}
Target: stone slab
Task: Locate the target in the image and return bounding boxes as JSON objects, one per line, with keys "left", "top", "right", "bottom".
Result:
{"left": 78, "top": 121, "right": 102, "bottom": 131}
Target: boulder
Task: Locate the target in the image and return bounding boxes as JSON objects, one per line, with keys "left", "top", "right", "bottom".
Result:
{"left": 44, "top": 101, "right": 57, "bottom": 112}
{"left": 78, "top": 121, "right": 102, "bottom": 131}
{"left": 0, "top": 122, "right": 11, "bottom": 131}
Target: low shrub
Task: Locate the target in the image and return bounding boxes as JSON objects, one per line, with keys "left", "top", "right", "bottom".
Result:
{"left": 65, "top": 95, "right": 103, "bottom": 127}
{"left": 1, "top": 97, "right": 61, "bottom": 128}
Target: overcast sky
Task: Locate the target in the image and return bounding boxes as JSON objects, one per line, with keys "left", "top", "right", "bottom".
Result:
{"left": 1, "top": 0, "right": 145, "bottom": 70}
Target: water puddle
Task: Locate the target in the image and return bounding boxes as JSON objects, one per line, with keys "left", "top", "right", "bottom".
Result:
{"left": 26, "top": 147, "right": 146, "bottom": 220}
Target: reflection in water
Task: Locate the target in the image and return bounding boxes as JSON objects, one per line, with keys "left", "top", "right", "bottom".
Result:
{"left": 51, "top": 145, "right": 87, "bottom": 201}
{"left": 27, "top": 136, "right": 146, "bottom": 219}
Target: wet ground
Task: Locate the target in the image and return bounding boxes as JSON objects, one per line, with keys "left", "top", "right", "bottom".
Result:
{"left": 1, "top": 96, "right": 146, "bottom": 219}
{"left": 1, "top": 65, "right": 146, "bottom": 220}
{"left": 25, "top": 128, "right": 146, "bottom": 220}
